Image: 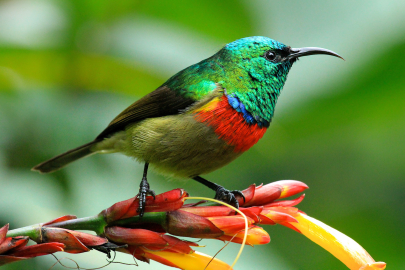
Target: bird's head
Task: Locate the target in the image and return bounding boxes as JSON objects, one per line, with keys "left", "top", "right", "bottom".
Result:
{"left": 221, "top": 36, "right": 342, "bottom": 82}
{"left": 216, "top": 36, "right": 343, "bottom": 125}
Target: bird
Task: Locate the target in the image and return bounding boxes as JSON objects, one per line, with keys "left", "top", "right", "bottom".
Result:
{"left": 32, "top": 36, "right": 343, "bottom": 216}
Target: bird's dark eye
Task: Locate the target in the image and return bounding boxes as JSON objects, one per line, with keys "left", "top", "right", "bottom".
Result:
{"left": 264, "top": 51, "right": 277, "bottom": 61}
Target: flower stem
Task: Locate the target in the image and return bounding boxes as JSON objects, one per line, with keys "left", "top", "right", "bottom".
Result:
{"left": 50, "top": 215, "right": 107, "bottom": 235}
{"left": 6, "top": 212, "right": 170, "bottom": 239}
{"left": 110, "top": 212, "right": 167, "bottom": 227}
{"left": 6, "top": 215, "right": 108, "bottom": 238}
{"left": 6, "top": 225, "right": 41, "bottom": 239}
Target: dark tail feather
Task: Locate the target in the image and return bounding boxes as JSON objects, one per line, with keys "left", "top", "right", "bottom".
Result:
{"left": 32, "top": 140, "right": 99, "bottom": 173}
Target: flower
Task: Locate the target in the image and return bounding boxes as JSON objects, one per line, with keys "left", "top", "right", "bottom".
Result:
{"left": 3, "top": 180, "right": 386, "bottom": 270}
{"left": 40, "top": 215, "right": 110, "bottom": 254}
{"left": 287, "top": 212, "right": 386, "bottom": 270}
{"left": 105, "top": 226, "right": 231, "bottom": 270}
{"left": 124, "top": 248, "right": 232, "bottom": 270}
{"left": 40, "top": 227, "right": 108, "bottom": 253}
{"left": 239, "top": 180, "right": 308, "bottom": 207}
{"left": 100, "top": 188, "right": 188, "bottom": 223}
{"left": 165, "top": 210, "right": 271, "bottom": 246}
{"left": 0, "top": 224, "right": 64, "bottom": 266}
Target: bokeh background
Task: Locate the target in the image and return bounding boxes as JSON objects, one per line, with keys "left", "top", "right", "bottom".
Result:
{"left": 1, "top": 0, "right": 405, "bottom": 269}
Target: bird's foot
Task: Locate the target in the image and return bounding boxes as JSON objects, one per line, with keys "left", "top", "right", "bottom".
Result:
{"left": 214, "top": 186, "right": 245, "bottom": 209}
{"left": 136, "top": 176, "right": 156, "bottom": 217}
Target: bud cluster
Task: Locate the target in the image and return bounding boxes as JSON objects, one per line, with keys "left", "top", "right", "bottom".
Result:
{"left": 2, "top": 180, "right": 385, "bottom": 270}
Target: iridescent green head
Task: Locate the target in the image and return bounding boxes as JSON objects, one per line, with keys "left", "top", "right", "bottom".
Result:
{"left": 223, "top": 36, "right": 294, "bottom": 77}
{"left": 217, "top": 36, "right": 342, "bottom": 126}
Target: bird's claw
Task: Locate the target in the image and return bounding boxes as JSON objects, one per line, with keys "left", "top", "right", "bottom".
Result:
{"left": 137, "top": 176, "right": 156, "bottom": 217}
{"left": 214, "top": 186, "right": 245, "bottom": 209}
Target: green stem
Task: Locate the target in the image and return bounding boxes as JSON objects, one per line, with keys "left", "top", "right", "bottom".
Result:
{"left": 50, "top": 215, "right": 107, "bottom": 235}
{"left": 6, "top": 214, "right": 108, "bottom": 238}
{"left": 6, "top": 212, "right": 169, "bottom": 240}
{"left": 6, "top": 225, "right": 41, "bottom": 240}
{"left": 5, "top": 212, "right": 169, "bottom": 239}
{"left": 110, "top": 212, "right": 167, "bottom": 227}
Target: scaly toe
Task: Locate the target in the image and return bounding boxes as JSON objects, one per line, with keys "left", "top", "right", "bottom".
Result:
{"left": 214, "top": 187, "right": 244, "bottom": 209}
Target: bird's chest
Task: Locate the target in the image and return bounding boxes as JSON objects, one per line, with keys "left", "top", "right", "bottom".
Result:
{"left": 193, "top": 95, "right": 267, "bottom": 152}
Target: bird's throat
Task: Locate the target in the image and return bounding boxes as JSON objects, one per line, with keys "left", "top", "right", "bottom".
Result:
{"left": 193, "top": 95, "right": 267, "bottom": 153}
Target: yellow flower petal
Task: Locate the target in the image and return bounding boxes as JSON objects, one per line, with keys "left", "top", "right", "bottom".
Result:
{"left": 218, "top": 225, "right": 270, "bottom": 246}
{"left": 359, "top": 262, "right": 387, "bottom": 270}
{"left": 143, "top": 249, "right": 232, "bottom": 270}
{"left": 289, "top": 213, "right": 386, "bottom": 270}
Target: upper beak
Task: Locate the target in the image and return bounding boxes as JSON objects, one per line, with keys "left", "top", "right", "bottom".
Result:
{"left": 287, "top": 47, "right": 344, "bottom": 61}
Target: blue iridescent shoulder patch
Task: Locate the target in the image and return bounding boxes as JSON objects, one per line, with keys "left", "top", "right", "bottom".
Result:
{"left": 226, "top": 94, "right": 269, "bottom": 128}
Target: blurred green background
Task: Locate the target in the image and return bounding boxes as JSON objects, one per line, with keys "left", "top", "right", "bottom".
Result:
{"left": 1, "top": 0, "right": 404, "bottom": 269}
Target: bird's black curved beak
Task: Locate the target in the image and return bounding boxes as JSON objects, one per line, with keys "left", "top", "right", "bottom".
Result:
{"left": 287, "top": 47, "right": 344, "bottom": 61}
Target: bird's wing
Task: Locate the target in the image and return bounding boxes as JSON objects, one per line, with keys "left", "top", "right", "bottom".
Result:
{"left": 96, "top": 85, "right": 195, "bottom": 139}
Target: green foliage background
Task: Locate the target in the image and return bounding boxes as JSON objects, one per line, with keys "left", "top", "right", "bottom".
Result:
{"left": 1, "top": 0, "right": 404, "bottom": 269}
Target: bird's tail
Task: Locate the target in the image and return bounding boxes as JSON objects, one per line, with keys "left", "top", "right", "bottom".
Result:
{"left": 32, "top": 140, "right": 100, "bottom": 173}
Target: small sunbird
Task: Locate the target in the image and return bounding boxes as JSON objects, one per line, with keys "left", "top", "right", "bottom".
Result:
{"left": 33, "top": 36, "right": 343, "bottom": 216}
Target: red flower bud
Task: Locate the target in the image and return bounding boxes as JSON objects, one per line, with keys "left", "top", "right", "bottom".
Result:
{"left": 102, "top": 189, "right": 187, "bottom": 222}
{"left": 0, "top": 224, "right": 8, "bottom": 245}
{"left": 243, "top": 180, "right": 308, "bottom": 207}
{"left": 105, "top": 227, "right": 167, "bottom": 246}
{"left": 181, "top": 205, "right": 234, "bottom": 217}
{"left": 10, "top": 242, "right": 65, "bottom": 257}
{"left": 165, "top": 210, "right": 223, "bottom": 238}
{"left": 238, "top": 184, "right": 256, "bottom": 205}
{"left": 276, "top": 180, "right": 308, "bottom": 199}
{"left": 42, "top": 227, "right": 107, "bottom": 253}
{"left": 242, "top": 183, "right": 281, "bottom": 207}
{"left": 146, "top": 235, "right": 195, "bottom": 254}
{"left": 0, "top": 236, "right": 28, "bottom": 254}
{"left": 0, "top": 224, "right": 65, "bottom": 266}
{"left": 207, "top": 216, "right": 254, "bottom": 235}
{"left": 239, "top": 206, "right": 264, "bottom": 223}
{"left": 43, "top": 215, "right": 77, "bottom": 226}
{"left": 259, "top": 208, "right": 298, "bottom": 225}
{"left": 265, "top": 194, "right": 305, "bottom": 207}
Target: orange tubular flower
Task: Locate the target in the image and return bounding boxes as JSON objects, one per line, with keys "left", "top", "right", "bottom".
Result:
{"left": 124, "top": 247, "right": 232, "bottom": 270}
{"left": 207, "top": 216, "right": 270, "bottom": 245}
{"left": 217, "top": 225, "right": 270, "bottom": 246}
{"left": 105, "top": 226, "right": 231, "bottom": 270}
{"left": 138, "top": 250, "right": 232, "bottom": 270}
{"left": 288, "top": 213, "right": 386, "bottom": 270}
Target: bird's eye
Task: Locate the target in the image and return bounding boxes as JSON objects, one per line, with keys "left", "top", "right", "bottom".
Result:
{"left": 264, "top": 51, "right": 277, "bottom": 61}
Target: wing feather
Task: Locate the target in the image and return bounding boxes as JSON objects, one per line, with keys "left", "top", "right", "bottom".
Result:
{"left": 96, "top": 86, "right": 195, "bottom": 139}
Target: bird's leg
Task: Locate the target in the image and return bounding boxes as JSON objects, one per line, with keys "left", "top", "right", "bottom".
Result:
{"left": 137, "top": 163, "right": 156, "bottom": 217}
{"left": 192, "top": 176, "right": 245, "bottom": 209}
